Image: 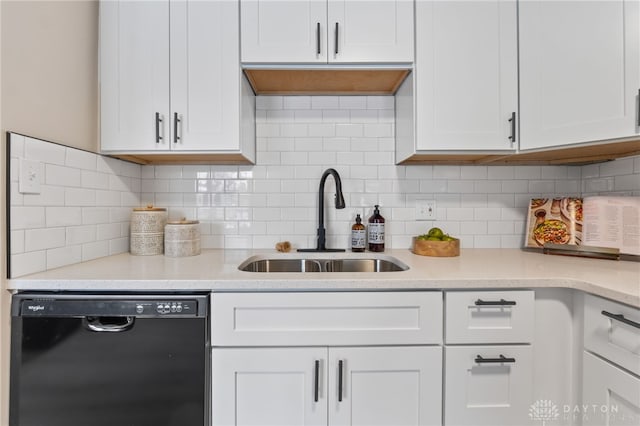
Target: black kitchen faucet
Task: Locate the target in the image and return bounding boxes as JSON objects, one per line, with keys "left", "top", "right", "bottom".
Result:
{"left": 298, "top": 168, "right": 346, "bottom": 252}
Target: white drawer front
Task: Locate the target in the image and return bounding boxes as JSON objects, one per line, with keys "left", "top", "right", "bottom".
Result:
{"left": 584, "top": 294, "right": 640, "bottom": 376}
{"left": 445, "top": 345, "right": 533, "bottom": 426}
{"left": 211, "top": 291, "right": 443, "bottom": 346}
{"left": 583, "top": 351, "right": 640, "bottom": 426}
{"left": 445, "top": 290, "right": 535, "bottom": 344}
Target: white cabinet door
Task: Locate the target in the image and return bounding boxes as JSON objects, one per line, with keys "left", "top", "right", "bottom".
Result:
{"left": 414, "top": 0, "right": 517, "bottom": 151}
{"left": 329, "top": 346, "right": 442, "bottom": 426}
{"left": 170, "top": 0, "right": 240, "bottom": 151}
{"left": 240, "top": 0, "right": 327, "bottom": 63}
{"left": 444, "top": 346, "right": 533, "bottom": 426}
{"left": 583, "top": 351, "right": 640, "bottom": 426}
{"left": 100, "top": 0, "right": 170, "bottom": 151}
{"left": 520, "top": 0, "right": 640, "bottom": 150}
{"left": 212, "top": 347, "right": 328, "bottom": 426}
{"left": 328, "top": 0, "right": 414, "bottom": 63}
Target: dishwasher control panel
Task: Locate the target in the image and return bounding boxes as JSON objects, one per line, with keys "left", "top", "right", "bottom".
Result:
{"left": 19, "top": 298, "right": 203, "bottom": 318}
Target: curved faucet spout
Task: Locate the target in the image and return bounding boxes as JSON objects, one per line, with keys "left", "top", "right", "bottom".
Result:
{"left": 298, "top": 168, "right": 346, "bottom": 252}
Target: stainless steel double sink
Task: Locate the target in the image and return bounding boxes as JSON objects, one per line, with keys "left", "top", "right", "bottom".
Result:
{"left": 238, "top": 256, "right": 409, "bottom": 273}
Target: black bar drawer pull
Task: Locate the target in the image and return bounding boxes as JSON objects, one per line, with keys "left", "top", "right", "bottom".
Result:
{"left": 316, "top": 22, "right": 321, "bottom": 55}
{"left": 155, "top": 112, "right": 163, "bottom": 143}
{"left": 173, "top": 112, "right": 181, "bottom": 144}
{"left": 475, "top": 354, "right": 516, "bottom": 364}
{"left": 338, "top": 359, "right": 343, "bottom": 402}
{"left": 508, "top": 111, "right": 516, "bottom": 143}
{"left": 475, "top": 299, "right": 517, "bottom": 306}
{"left": 602, "top": 310, "right": 640, "bottom": 329}
{"left": 314, "top": 360, "right": 320, "bottom": 402}
{"left": 334, "top": 22, "right": 339, "bottom": 55}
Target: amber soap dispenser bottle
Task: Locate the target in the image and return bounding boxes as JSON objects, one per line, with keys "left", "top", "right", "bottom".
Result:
{"left": 351, "top": 214, "right": 366, "bottom": 252}
{"left": 368, "top": 205, "right": 385, "bottom": 252}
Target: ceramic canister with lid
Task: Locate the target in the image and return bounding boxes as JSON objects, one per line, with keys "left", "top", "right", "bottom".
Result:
{"left": 130, "top": 205, "right": 167, "bottom": 255}
{"left": 164, "top": 219, "right": 201, "bottom": 257}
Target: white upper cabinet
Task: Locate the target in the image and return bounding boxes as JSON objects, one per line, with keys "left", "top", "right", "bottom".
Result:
{"left": 519, "top": 0, "right": 640, "bottom": 150}
{"left": 396, "top": 0, "right": 517, "bottom": 161}
{"left": 169, "top": 0, "right": 242, "bottom": 151}
{"left": 100, "top": 0, "right": 255, "bottom": 159}
{"left": 100, "top": 1, "right": 170, "bottom": 151}
{"left": 240, "top": 0, "right": 414, "bottom": 63}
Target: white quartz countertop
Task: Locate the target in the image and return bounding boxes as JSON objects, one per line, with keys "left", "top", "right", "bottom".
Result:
{"left": 7, "top": 249, "right": 640, "bottom": 308}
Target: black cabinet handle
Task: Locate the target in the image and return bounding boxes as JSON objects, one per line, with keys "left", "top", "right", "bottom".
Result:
{"left": 334, "top": 22, "right": 339, "bottom": 55}
{"left": 314, "top": 360, "right": 320, "bottom": 402}
{"left": 508, "top": 112, "right": 516, "bottom": 143}
{"left": 637, "top": 89, "right": 640, "bottom": 127}
{"left": 475, "top": 299, "right": 517, "bottom": 306}
{"left": 602, "top": 310, "right": 640, "bottom": 329}
{"left": 316, "top": 22, "right": 321, "bottom": 55}
{"left": 173, "top": 112, "right": 181, "bottom": 144}
{"left": 475, "top": 354, "right": 516, "bottom": 364}
{"left": 338, "top": 359, "right": 343, "bottom": 402}
{"left": 155, "top": 112, "right": 163, "bottom": 143}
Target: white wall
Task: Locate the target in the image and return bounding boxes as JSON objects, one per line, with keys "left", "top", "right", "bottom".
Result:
{"left": 1, "top": 0, "right": 99, "bottom": 153}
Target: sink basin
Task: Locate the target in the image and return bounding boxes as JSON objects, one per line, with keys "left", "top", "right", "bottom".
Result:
{"left": 238, "top": 256, "right": 409, "bottom": 273}
{"left": 239, "top": 258, "right": 322, "bottom": 273}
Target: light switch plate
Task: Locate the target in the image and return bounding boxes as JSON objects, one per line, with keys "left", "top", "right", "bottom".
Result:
{"left": 416, "top": 200, "right": 436, "bottom": 221}
{"left": 19, "top": 158, "right": 41, "bottom": 194}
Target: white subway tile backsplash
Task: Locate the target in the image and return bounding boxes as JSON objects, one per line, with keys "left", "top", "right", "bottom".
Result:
{"left": 66, "top": 225, "right": 96, "bottom": 245}
{"left": 81, "top": 170, "right": 110, "bottom": 190}
{"left": 11, "top": 230, "right": 25, "bottom": 254}
{"left": 25, "top": 137, "right": 66, "bottom": 165}
{"left": 25, "top": 228, "right": 65, "bottom": 251}
{"left": 82, "top": 241, "right": 109, "bottom": 262}
{"left": 95, "top": 190, "right": 121, "bottom": 206}
{"left": 366, "top": 96, "right": 394, "bottom": 109}
{"left": 46, "top": 207, "right": 82, "bottom": 227}
{"left": 65, "top": 188, "right": 96, "bottom": 206}
{"left": 47, "top": 245, "right": 82, "bottom": 270}
{"left": 23, "top": 185, "right": 65, "bottom": 207}
{"left": 46, "top": 164, "right": 81, "bottom": 187}
{"left": 9, "top": 105, "right": 640, "bottom": 275}
{"left": 600, "top": 158, "right": 633, "bottom": 177}
{"left": 11, "top": 207, "right": 46, "bottom": 230}
{"left": 11, "top": 251, "right": 46, "bottom": 277}
{"left": 488, "top": 166, "right": 515, "bottom": 180}
{"left": 66, "top": 148, "right": 97, "bottom": 170}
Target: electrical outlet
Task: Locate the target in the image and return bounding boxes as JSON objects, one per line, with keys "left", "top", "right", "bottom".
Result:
{"left": 19, "top": 158, "right": 41, "bottom": 194}
{"left": 416, "top": 200, "right": 436, "bottom": 221}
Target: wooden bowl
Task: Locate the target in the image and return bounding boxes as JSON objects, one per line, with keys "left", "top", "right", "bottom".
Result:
{"left": 412, "top": 237, "right": 460, "bottom": 257}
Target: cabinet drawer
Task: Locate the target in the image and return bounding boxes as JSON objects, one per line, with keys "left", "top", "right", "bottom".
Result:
{"left": 445, "top": 290, "right": 534, "bottom": 344}
{"left": 584, "top": 294, "right": 640, "bottom": 376}
{"left": 211, "top": 291, "right": 442, "bottom": 346}
{"left": 583, "top": 351, "right": 640, "bottom": 426}
{"left": 444, "top": 345, "right": 533, "bottom": 426}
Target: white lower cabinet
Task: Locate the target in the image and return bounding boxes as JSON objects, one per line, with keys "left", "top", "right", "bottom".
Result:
{"left": 444, "top": 346, "right": 533, "bottom": 426}
{"left": 212, "top": 347, "right": 327, "bottom": 426}
{"left": 582, "top": 351, "right": 640, "bottom": 426}
{"left": 212, "top": 346, "right": 442, "bottom": 426}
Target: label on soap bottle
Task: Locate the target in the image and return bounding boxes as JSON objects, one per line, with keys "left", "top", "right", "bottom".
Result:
{"left": 368, "top": 223, "right": 385, "bottom": 244}
{"left": 352, "top": 229, "right": 366, "bottom": 250}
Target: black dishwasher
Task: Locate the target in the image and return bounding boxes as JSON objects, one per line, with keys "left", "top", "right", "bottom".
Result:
{"left": 10, "top": 293, "right": 209, "bottom": 426}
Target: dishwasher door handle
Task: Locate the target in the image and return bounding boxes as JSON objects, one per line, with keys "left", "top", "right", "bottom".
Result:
{"left": 84, "top": 316, "right": 135, "bottom": 332}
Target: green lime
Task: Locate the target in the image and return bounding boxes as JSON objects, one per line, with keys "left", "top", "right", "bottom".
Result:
{"left": 428, "top": 227, "right": 444, "bottom": 238}
{"left": 426, "top": 236, "right": 442, "bottom": 241}
{"left": 441, "top": 235, "right": 456, "bottom": 241}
